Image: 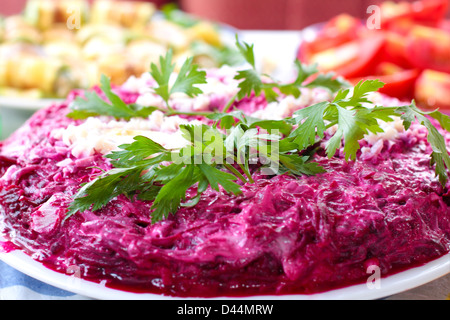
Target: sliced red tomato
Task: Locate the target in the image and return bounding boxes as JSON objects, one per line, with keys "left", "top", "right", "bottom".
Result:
{"left": 385, "top": 17, "right": 422, "bottom": 36}
{"left": 380, "top": 1, "right": 412, "bottom": 27}
{"left": 301, "top": 32, "right": 386, "bottom": 79}
{"left": 297, "top": 0, "right": 450, "bottom": 102}
{"left": 381, "top": 31, "right": 414, "bottom": 69}
{"left": 408, "top": 0, "right": 448, "bottom": 24}
{"left": 381, "top": 0, "right": 449, "bottom": 28}
{"left": 349, "top": 64, "right": 420, "bottom": 100}
{"left": 297, "top": 14, "right": 363, "bottom": 62}
{"left": 376, "top": 69, "right": 420, "bottom": 99}
{"left": 302, "top": 14, "right": 362, "bottom": 54}
{"left": 405, "top": 25, "right": 450, "bottom": 73}
{"left": 415, "top": 69, "right": 450, "bottom": 110}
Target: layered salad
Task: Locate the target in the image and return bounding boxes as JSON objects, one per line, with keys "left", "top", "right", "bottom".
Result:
{"left": 1, "top": 40, "right": 449, "bottom": 297}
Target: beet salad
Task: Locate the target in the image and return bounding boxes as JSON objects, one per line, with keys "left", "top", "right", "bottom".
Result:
{"left": 1, "top": 53, "right": 450, "bottom": 298}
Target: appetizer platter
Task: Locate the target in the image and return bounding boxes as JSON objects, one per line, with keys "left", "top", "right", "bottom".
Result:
{"left": 1, "top": 33, "right": 449, "bottom": 299}
{"left": 0, "top": 0, "right": 239, "bottom": 110}
{"left": 297, "top": 0, "right": 450, "bottom": 109}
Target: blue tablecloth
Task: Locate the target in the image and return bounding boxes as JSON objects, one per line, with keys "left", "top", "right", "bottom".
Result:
{"left": 0, "top": 260, "right": 90, "bottom": 300}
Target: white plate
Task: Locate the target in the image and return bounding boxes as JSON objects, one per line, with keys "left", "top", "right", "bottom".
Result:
{"left": 0, "top": 235, "right": 448, "bottom": 300}
{"left": 0, "top": 96, "right": 64, "bottom": 111}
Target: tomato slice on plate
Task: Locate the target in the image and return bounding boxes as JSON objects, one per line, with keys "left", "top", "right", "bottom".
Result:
{"left": 381, "top": 0, "right": 449, "bottom": 28}
{"left": 300, "top": 14, "right": 362, "bottom": 55}
{"left": 405, "top": 25, "right": 450, "bottom": 73}
{"left": 408, "top": 0, "right": 448, "bottom": 24}
{"left": 300, "top": 32, "right": 386, "bottom": 79}
{"left": 415, "top": 69, "right": 450, "bottom": 110}
{"left": 381, "top": 31, "right": 414, "bottom": 69}
{"left": 349, "top": 64, "right": 420, "bottom": 100}
{"left": 375, "top": 69, "right": 420, "bottom": 100}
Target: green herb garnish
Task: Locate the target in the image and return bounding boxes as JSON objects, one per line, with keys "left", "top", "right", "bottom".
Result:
{"left": 67, "top": 74, "right": 159, "bottom": 120}
{"left": 233, "top": 35, "right": 350, "bottom": 103}
{"left": 67, "top": 49, "right": 207, "bottom": 119}
{"left": 396, "top": 102, "right": 450, "bottom": 185}
{"left": 151, "top": 49, "right": 207, "bottom": 111}
{"left": 289, "top": 79, "right": 398, "bottom": 160}
{"left": 67, "top": 124, "right": 289, "bottom": 223}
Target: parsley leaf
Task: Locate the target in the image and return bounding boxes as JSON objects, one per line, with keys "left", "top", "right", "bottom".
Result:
{"left": 235, "top": 69, "right": 263, "bottom": 100}
{"left": 289, "top": 79, "right": 450, "bottom": 184}
{"left": 208, "top": 110, "right": 293, "bottom": 136}
{"left": 197, "top": 163, "right": 242, "bottom": 195}
{"left": 278, "top": 61, "right": 350, "bottom": 98}
{"left": 150, "top": 50, "right": 176, "bottom": 105}
{"left": 67, "top": 75, "right": 158, "bottom": 120}
{"left": 66, "top": 129, "right": 245, "bottom": 223}
{"left": 324, "top": 105, "right": 370, "bottom": 161}
{"left": 336, "top": 79, "right": 385, "bottom": 108}
{"left": 290, "top": 80, "right": 400, "bottom": 161}
{"left": 68, "top": 51, "right": 207, "bottom": 120}
{"left": 150, "top": 49, "right": 207, "bottom": 110}
{"left": 172, "top": 56, "right": 208, "bottom": 97}
{"left": 66, "top": 166, "right": 146, "bottom": 219}
{"left": 232, "top": 36, "right": 350, "bottom": 103}
{"left": 396, "top": 101, "right": 450, "bottom": 185}
{"left": 150, "top": 164, "right": 199, "bottom": 223}
{"left": 106, "top": 135, "right": 170, "bottom": 168}
{"left": 161, "top": 3, "right": 200, "bottom": 28}
{"left": 235, "top": 35, "right": 257, "bottom": 69}
{"left": 290, "top": 101, "right": 329, "bottom": 150}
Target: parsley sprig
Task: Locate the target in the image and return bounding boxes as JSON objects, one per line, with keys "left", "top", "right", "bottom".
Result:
{"left": 67, "top": 124, "right": 321, "bottom": 223}
{"left": 67, "top": 36, "right": 349, "bottom": 120}
{"left": 68, "top": 49, "right": 208, "bottom": 119}
{"left": 67, "top": 74, "right": 159, "bottom": 120}
{"left": 65, "top": 36, "right": 450, "bottom": 223}
{"left": 289, "top": 79, "right": 398, "bottom": 160}
{"left": 233, "top": 35, "right": 350, "bottom": 104}
{"left": 397, "top": 102, "right": 450, "bottom": 185}
{"left": 151, "top": 49, "right": 207, "bottom": 112}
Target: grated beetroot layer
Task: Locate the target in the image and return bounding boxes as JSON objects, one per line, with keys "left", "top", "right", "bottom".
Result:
{"left": 1, "top": 90, "right": 450, "bottom": 298}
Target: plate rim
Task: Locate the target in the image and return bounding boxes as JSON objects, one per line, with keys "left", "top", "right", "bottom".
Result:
{"left": 1, "top": 242, "right": 448, "bottom": 300}
{"left": 0, "top": 96, "right": 65, "bottom": 111}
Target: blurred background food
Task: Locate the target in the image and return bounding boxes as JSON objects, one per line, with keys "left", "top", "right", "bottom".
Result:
{"left": 1, "top": 0, "right": 450, "bottom": 136}
{"left": 0, "top": 0, "right": 388, "bottom": 30}
{"left": 180, "top": 0, "right": 450, "bottom": 111}
{"left": 296, "top": 0, "right": 450, "bottom": 110}
{"left": 0, "top": 0, "right": 239, "bottom": 100}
